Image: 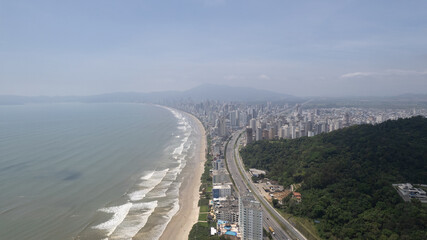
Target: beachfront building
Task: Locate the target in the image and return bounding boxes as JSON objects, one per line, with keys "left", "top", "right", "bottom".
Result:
{"left": 213, "top": 183, "right": 232, "bottom": 199}
{"left": 239, "top": 194, "right": 263, "bottom": 240}
{"left": 212, "top": 158, "right": 225, "bottom": 170}
{"left": 215, "top": 197, "right": 239, "bottom": 223}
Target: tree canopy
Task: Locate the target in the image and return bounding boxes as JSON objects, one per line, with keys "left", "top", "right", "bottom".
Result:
{"left": 240, "top": 116, "right": 427, "bottom": 239}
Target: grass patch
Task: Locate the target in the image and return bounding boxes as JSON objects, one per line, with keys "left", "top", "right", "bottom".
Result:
{"left": 199, "top": 197, "right": 209, "bottom": 207}
{"left": 198, "top": 213, "right": 208, "bottom": 221}
{"left": 198, "top": 221, "right": 209, "bottom": 227}
{"left": 200, "top": 205, "right": 210, "bottom": 212}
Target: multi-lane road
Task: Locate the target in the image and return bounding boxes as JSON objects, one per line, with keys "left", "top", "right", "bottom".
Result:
{"left": 225, "top": 131, "right": 307, "bottom": 240}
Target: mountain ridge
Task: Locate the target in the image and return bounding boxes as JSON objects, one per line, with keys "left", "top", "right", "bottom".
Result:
{"left": 0, "top": 84, "right": 297, "bottom": 105}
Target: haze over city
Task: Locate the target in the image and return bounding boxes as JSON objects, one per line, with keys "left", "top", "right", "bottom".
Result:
{"left": 1, "top": 2, "right": 427, "bottom": 240}
{"left": 1, "top": 0, "right": 427, "bottom": 96}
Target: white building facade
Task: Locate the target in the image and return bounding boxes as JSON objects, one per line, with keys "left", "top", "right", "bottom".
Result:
{"left": 239, "top": 195, "right": 263, "bottom": 240}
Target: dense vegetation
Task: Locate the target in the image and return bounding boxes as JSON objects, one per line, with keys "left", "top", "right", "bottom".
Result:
{"left": 240, "top": 116, "right": 427, "bottom": 239}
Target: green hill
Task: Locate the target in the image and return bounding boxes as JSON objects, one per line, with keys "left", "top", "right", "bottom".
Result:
{"left": 240, "top": 116, "right": 427, "bottom": 239}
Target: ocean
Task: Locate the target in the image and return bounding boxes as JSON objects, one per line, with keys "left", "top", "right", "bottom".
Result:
{"left": 0, "top": 103, "right": 197, "bottom": 240}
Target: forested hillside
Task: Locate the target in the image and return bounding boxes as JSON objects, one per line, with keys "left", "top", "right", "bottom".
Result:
{"left": 240, "top": 116, "right": 427, "bottom": 239}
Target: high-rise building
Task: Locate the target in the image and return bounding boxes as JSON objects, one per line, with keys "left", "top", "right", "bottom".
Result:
{"left": 230, "top": 111, "right": 238, "bottom": 128}
{"left": 246, "top": 128, "right": 253, "bottom": 144}
{"left": 239, "top": 194, "right": 263, "bottom": 240}
{"left": 278, "top": 126, "right": 285, "bottom": 139}
{"left": 218, "top": 117, "right": 228, "bottom": 137}
{"left": 239, "top": 111, "right": 247, "bottom": 127}
{"left": 250, "top": 118, "right": 257, "bottom": 133}
{"left": 284, "top": 125, "right": 291, "bottom": 139}
{"left": 268, "top": 128, "right": 275, "bottom": 140}
{"left": 344, "top": 112, "right": 350, "bottom": 127}
{"left": 262, "top": 129, "right": 269, "bottom": 140}
{"left": 291, "top": 126, "right": 297, "bottom": 139}
{"left": 256, "top": 127, "right": 262, "bottom": 141}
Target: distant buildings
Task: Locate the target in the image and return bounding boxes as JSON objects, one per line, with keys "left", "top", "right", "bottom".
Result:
{"left": 239, "top": 194, "right": 263, "bottom": 240}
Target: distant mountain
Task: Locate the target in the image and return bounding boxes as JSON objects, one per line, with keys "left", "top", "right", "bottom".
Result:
{"left": 0, "top": 84, "right": 296, "bottom": 105}
{"left": 241, "top": 117, "right": 427, "bottom": 239}
{"left": 182, "top": 84, "right": 296, "bottom": 102}
{"left": 391, "top": 93, "right": 427, "bottom": 101}
{"left": 304, "top": 93, "right": 427, "bottom": 109}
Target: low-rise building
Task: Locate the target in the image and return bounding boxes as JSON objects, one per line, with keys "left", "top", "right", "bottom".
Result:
{"left": 213, "top": 183, "right": 232, "bottom": 199}
{"left": 249, "top": 168, "right": 266, "bottom": 177}
{"left": 292, "top": 192, "right": 302, "bottom": 202}
{"left": 215, "top": 198, "right": 239, "bottom": 223}
{"left": 394, "top": 183, "right": 427, "bottom": 202}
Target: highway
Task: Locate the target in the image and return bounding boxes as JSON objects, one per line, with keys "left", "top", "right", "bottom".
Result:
{"left": 225, "top": 131, "right": 307, "bottom": 240}
{"left": 226, "top": 133, "right": 290, "bottom": 240}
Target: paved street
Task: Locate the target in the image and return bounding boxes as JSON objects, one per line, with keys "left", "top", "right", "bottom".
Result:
{"left": 226, "top": 131, "right": 306, "bottom": 240}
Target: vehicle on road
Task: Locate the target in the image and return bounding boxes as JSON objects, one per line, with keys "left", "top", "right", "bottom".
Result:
{"left": 269, "top": 226, "right": 275, "bottom": 235}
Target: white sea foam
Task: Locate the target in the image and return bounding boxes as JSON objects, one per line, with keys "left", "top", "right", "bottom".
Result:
{"left": 129, "top": 169, "right": 169, "bottom": 201}
{"left": 92, "top": 202, "right": 133, "bottom": 236}
{"left": 139, "top": 168, "right": 168, "bottom": 188}
{"left": 109, "top": 201, "right": 158, "bottom": 239}
{"left": 150, "top": 184, "right": 182, "bottom": 240}
{"left": 172, "top": 135, "right": 190, "bottom": 158}
{"left": 177, "top": 126, "right": 187, "bottom": 131}
{"left": 148, "top": 188, "right": 168, "bottom": 198}
{"left": 128, "top": 189, "right": 152, "bottom": 202}
{"left": 172, "top": 143, "right": 184, "bottom": 156}
{"left": 140, "top": 171, "right": 155, "bottom": 180}
{"left": 146, "top": 171, "right": 177, "bottom": 199}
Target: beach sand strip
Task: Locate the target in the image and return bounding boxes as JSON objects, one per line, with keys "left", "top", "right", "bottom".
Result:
{"left": 159, "top": 112, "right": 206, "bottom": 240}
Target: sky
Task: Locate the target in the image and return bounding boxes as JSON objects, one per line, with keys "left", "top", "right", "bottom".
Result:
{"left": 1, "top": 0, "right": 426, "bottom": 97}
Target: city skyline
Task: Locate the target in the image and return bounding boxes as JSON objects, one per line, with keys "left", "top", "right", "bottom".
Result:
{"left": 1, "top": 0, "right": 427, "bottom": 97}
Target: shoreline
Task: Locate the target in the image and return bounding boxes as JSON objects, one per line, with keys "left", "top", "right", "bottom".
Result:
{"left": 159, "top": 110, "right": 206, "bottom": 240}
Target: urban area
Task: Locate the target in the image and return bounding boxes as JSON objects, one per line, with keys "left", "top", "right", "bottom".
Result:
{"left": 174, "top": 100, "right": 427, "bottom": 240}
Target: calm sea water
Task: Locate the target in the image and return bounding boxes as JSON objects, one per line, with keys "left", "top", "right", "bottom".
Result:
{"left": 0, "top": 103, "right": 197, "bottom": 240}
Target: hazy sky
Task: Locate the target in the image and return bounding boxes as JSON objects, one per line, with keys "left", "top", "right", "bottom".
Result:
{"left": 1, "top": 0, "right": 426, "bottom": 97}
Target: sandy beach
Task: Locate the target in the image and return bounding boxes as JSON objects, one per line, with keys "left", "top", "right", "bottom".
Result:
{"left": 159, "top": 112, "right": 206, "bottom": 240}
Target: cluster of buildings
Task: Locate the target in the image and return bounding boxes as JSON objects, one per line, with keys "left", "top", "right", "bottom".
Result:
{"left": 210, "top": 155, "right": 263, "bottom": 239}
{"left": 175, "top": 100, "right": 426, "bottom": 143}
{"left": 171, "top": 100, "right": 427, "bottom": 239}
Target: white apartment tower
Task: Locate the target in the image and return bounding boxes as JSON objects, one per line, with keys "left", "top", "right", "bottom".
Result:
{"left": 239, "top": 194, "right": 263, "bottom": 240}
{"left": 250, "top": 118, "right": 257, "bottom": 134}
